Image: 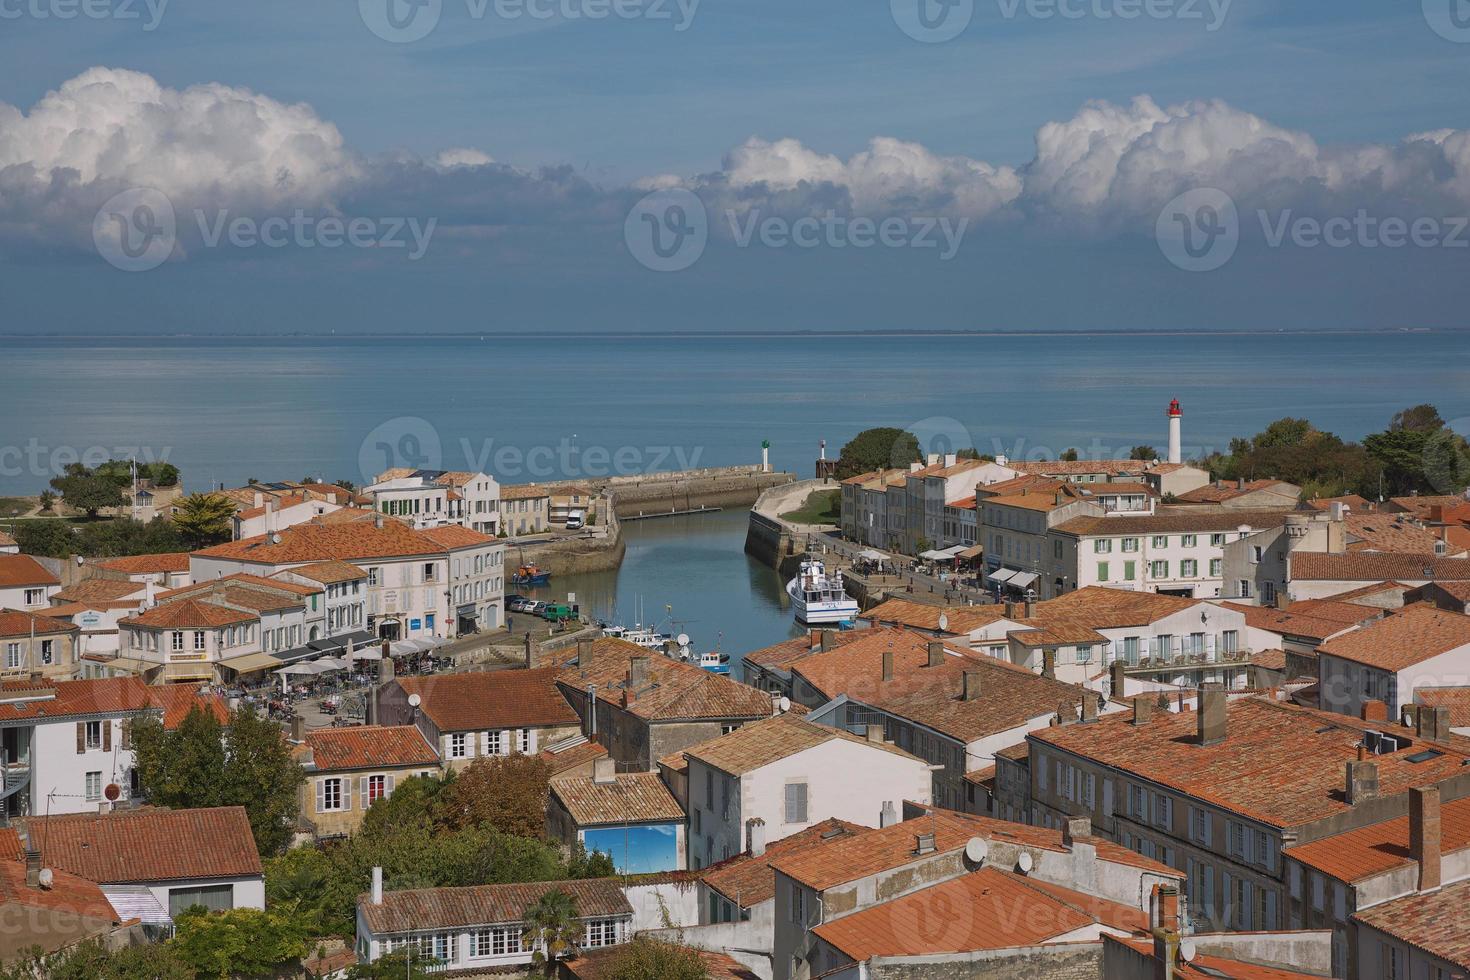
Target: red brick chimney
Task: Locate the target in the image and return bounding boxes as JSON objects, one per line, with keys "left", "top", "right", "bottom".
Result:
{"left": 1410, "top": 785, "right": 1442, "bottom": 893}
{"left": 1360, "top": 699, "right": 1388, "bottom": 723}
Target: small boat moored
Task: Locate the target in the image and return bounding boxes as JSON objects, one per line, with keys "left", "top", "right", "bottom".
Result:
{"left": 512, "top": 563, "right": 551, "bottom": 586}
{"left": 786, "top": 558, "right": 860, "bottom": 625}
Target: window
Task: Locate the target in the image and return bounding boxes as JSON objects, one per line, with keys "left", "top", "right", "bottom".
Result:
{"left": 485, "top": 730, "right": 505, "bottom": 756}
{"left": 1229, "top": 821, "right": 1246, "bottom": 859}
{"left": 1210, "top": 558, "right": 1222, "bottom": 577}
{"left": 1094, "top": 539, "right": 1112, "bottom": 554}
{"left": 1150, "top": 560, "right": 1169, "bottom": 579}
{"left": 167, "top": 884, "right": 233, "bottom": 918}
{"left": 193, "top": 630, "right": 206, "bottom": 651}
{"left": 23, "top": 588, "right": 43, "bottom": 606}
{"left": 1096, "top": 562, "right": 1109, "bottom": 582}
{"left": 1153, "top": 794, "right": 1173, "bottom": 829}
{"left": 1263, "top": 581, "right": 1277, "bottom": 605}
{"left": 85, "top": 721, "right": 102, "bottom": 750}
{"left": 171, "top": 631, "right": 184, "bottom": 652}
{"left": 39, "top": 640, "right": 53, "bottom": 665}
{"left": 1251, "top": 546, "right": 1264, "bottom": 563}
{"left": 368, "top": 567, "right": 380, "bottom": 586}
{"left": 450, "top": 733, "right": 469, "bottom": 758}
{"left": 474, "top": 927, "right": 522, "bottom": 957}
{"left": 423, "top": 562, "right": 436, "bottom": 582}
{"left": 1182, "top": 534, "right": 1197, "bottom": 547}
{"left": 584, "top": 918, "right": 620, "bottom": 948}
{"left": 1210, "top": 533, "right": 1225, "bottom": 546}
{"left": 1190, "top": 806, "right": 1212, "bottom": 846}
{"left": 1238, "top": 580, "right": 1252, "bottom": 599}
{"left": 85, "top": 771, "right": 102, "bottom": 801}
{"left": 1152, "top": 535, "right": 1169, "bottom": 549}
{"left": 318, "top": 777, "right": 345, "bottom": 812}
{"left": 367, "top": 774, "right": 386, "bottom": 803}
{"left": 785, "top": 782, "right": 809, "bottom": 823}
{"left": 1121, "top": 537, "right": 1139, "bottom": 553}
{"left": 1123, "top": 561, "right": 1136, "bottom": 581}
{"left": 1384, "top": 943, "right": 1401, "bottom": 980}
{"left": 1076, "top": 644, "right": 1092, "bottom": 663}
{"left": 4, "top": 643, "right": 17, "bottom": 669}
{"left": 1181, "top": 559, "right": 1198, "bottom": 577}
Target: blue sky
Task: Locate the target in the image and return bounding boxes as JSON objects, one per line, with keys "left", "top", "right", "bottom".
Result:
{"left": 2, "top": 0, "right": 1470, "bottom": 332}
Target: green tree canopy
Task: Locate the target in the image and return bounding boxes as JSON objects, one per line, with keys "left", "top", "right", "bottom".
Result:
{"left": 13, "top": 520, "right": 77, "bottom": 559}
{"left": 1128, "top": 445, "right": 1159, "bottom": 461}
{"left": 440, "top": 754, "right": 552, "bottom": 838}
{"left": 1364, "top": 404, "right": 1470, "bottom": 496}
{"left": 835, "top": 428, "right": 921, "bottom": 478}
{"left": 168, "top": 904, "right": 311, "bottom": 979}
{"left": 48, "top": 463, "right": 126, "bottom": 518}
{"left": 171, "top": 491, "right": 236, "bottom": 547}
{"left": 523, "top": 888, "right": 581, "bottom": 976}
{"left": 600, "top": 937, "right": 710, "bottom": 980}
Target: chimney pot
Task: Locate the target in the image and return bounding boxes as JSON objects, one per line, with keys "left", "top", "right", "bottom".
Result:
{"left": 1132, "top": 697, "right": 1154, "bottom": 726}
{"left": 1197, "top": 684, "right": 1226, "bottom": 746}
{"left": 1237, "top": 477, "right": 1247, "bottom": 490}
{"left": 1082, "top": 693, "right": 1099, "bottom": 722}
{"left": 628, "top": 656, "right": 649, "bottom": 688}
{"left": 927, "top": 640, "right": 945, "bottom": 668}
{"left": 746, "top": 818, "right": 767, "bottom": 857}
{"left": 1361, "top": 699, "right": 1388, "bottom": 723}
{"left": 1063, "top": 817, "right": 1091, "bottom": 847}
{"left": 1347, "top": 759, "right": 1380, "bottom": 805}
{"left": 371, "top": 866, "right": 383, "bottom": 905}
{"left": 962, "top": 670, "right": 982, "bottom": 702}
{"left": 24, "top": 850, "right": 41, "bottom": 889}
{"left": 881, "top": 650, "right": 894, "bottom": 682}
{"left": 1410, "top": 785, "right": 1443, "bottom": 892}
{"left": 1042, "top": 648, "right": 1057, "bottom": 680}
{"left": 866, "top": 723, "right": 885, "bottom": 744}
{"left": 820, "top": 630, "right": 835, "bottom": 652}
{"left": 1024, "top": 600, "right": 1036, "bottom": 618}
{"left": 290, "top": 715, "right": 306, "bottom": 744}
{"left": 592, "top": 757, "right": 616, "bottom": 785}
{"left": 914, "top": 832, "right": 936, "bottom": 855}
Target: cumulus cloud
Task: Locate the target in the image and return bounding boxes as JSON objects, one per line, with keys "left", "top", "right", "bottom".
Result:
{"left": 433, "top": 148, "right": 496, "bottom": 169}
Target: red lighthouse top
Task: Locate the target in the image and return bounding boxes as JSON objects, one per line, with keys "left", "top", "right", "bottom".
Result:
{"left": 1168, "top": 399, "right": 1182, "bottom": 417}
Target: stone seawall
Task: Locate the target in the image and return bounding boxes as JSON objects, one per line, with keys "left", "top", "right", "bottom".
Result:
{"left": 743, "top": 478, "right": 837, "bottom": 576}
{"left": 505, "top": 500, "right": 626, "bottom": 577}
{"left": 612, "top": 468, "right": 794, "bottom": 518}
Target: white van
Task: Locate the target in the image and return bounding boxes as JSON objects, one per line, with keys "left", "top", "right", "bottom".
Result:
{"left": 565, "top": 509, "right": 585, "bottom": 530}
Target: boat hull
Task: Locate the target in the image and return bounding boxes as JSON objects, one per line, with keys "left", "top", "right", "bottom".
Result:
{"left": 793, "top": 599, "right": 860, "bottom": 625}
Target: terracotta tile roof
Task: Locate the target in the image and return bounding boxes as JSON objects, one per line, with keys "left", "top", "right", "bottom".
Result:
{"left": 1430, "top": 580, "right": 1470, "bottom": 604}
{"left": 963, "top": 765, "right": 996, "bottom": 787}
{"left": 1317, "top": 604, "right": 1470, "bottom": 672}
{"left": 1217, "top": 602, "right": 1369, "bottom": 643}
{"left": 417, "top": 524, "right": 498, "bottom": 551}
{"left": 1011, "top": 459, "right": 1142, "bottom": 477}
{"left": 1346, "top": 514, "right": 1451, "bottom": 555}
{"left": 1286, "top": 598, "right": 1389, "bottom": 625}
{"left": 0, "top": 677, "right": 220, "bottom": 726}
{"left": 0, "top": 609, "right": 79, "bottom": 638}
{"left": 1252, "top": 648, "right": 1288, "bottom": 671}
{"left": 119, "top": 597, "right": 255, "bottom": 630}
{"left": 0, "top": 554, "right": 59, "bottom": 588}
{"left": 1105, "top": 935, "right": 1330, "bottom": 980}
{"left": 281, "top": 560, "right": 368, "bottom": 584}
{"left": 195, "top": 521, "right": 474, "bottom": 565}
{"left": 1387, "top": 495, "right": 1470, "bottom": 518}
{"left": 811, "top": 867, "right": 1147, "bottom": 960}
{"left": 700, "top": 819, "right": 863, "bottom": 907}
{"left": 743, "top": 633, "right": 856, "bottom": 672}
{"left": 1025, "top": 586, "right": 1214, "bottom": 629}
{"left": 1290, "top": 552, "right": 1470, "bottom": 582}
{"left": 541, "top": 739, "right": 608, "bottom": 776}
{"left": 92, "top": 553, "right": 191, "bottom": 575}
{"left": 1287, "top": 793, "right": 1470, "bottom": 884}
{"left": 770, "top": 809, "right": 1178, "bottom": 891}
{"left": 1031, "top": 696, "right": 1470, "bottom": 828}
{"left": 393, "top": 668, "right": 579, "bottom": 733}
{"left": 0, "top": 857, "right": 119, "bottom": 933}
{"left": 1053, "top": 508, "right": 1294, "bottom": 536}
{"left": 306, "top": 725, "right": 439, "bottom": 772}
{"left": 0, "top": 828, "right": 22, "bottom": 861}
{"left": 556, "top": 638, "right": 773, "bottom": 723}
{"left": 550, "top": 770, "right": 684, "bottom": 826}
{"left": 146, "top": 685, "right": 229, "bottom": 728}
{"left": 1306, "top": 494, "right": 1373, "bottom": 512}
{"left": 1007, "top": 622, "right": 1109, "bottom": 647}
{"left": 565, "top": 946, "right": 759, "bottom": 980}
{"left": 26, "top": 806, "right": 262, "bottom": 883}
{"left": 948, "top": 496, "right": 977, "bottom": 510}
{"left": 1415, "top": 687, "right": 1470, "bottom": 728}
{"left": 358, "top": 878, "right": 630, "bottom": 935}
{"left": 976, "top": 474, "right": 1065, "bottom": 497}
{"left": 983, "top": 488, "right": 1088, "bottom": 513}
{"left": 52, "top": 579, "right": 145, "bottom": 603}
{"left": 1176, "top": 480, "right": 1297, "bottom": 503}
{"left": 500, "top": 484, "right": 552, "bottom": 501}
{"left": 679, "top": 713, "right": 923, "bottom": 776}
{"left": 234, "top": 493, "right": 310, "bottom": 520}
{"left": 1352, "top": 877, "right": 1470, "bottom": 969}
{"left": 786, "top": 628, "right": 970, "bottom": 702}
{"left": 0, "top": 531, "right": 14, "bottom": 548}
{"left": 860, "top": 600, "right": 1013, "bottom": 634}
{"left": 1323, "top": 580, "right": 1417, "bottom": 603}
{"left": 162, "top": 573, "right": 321, "bottom": 601}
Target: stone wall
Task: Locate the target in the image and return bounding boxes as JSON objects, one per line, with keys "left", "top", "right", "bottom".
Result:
{"left": 867, "top": 944, "right": 1104, "bottom": 980}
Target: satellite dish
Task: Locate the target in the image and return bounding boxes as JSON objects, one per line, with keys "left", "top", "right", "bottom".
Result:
{"left": 778, "top": 696, "right": 792, "bottom": 713}
{"left": 1016, "top": 852, "right": 1033, "bottom": 874}
{"left": 937, "top": 613, "right": 949, "bottom": 632}
{"left": 270, "top": 533, "right": 282, "bottom": 544}
{"left": 1180, "top": 941, "right": 1198, "bottom": 962}
{"left": 103, "top": 783, "right": 121, "bottom": 802}
{"left": 37, "top": 868, "right": 53, "bottom": 889}
{"left": 964, "top": 837, "right": 988, "bottom": 865}
{"left": 407, "top": 693, "right": 422, "bottom": 708}
{"left": 676, "top": 633, "right": 691, "bottom": 648}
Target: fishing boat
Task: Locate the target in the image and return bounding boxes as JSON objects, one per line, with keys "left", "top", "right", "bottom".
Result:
{"left": 696, "top": 650, "right": 730, "bottom": 675}
{"left": 786, "top": 558, "right": 859, "bottom": 625}
{"left": 511, "top": 563, "right": 551, "bottom": 586}
{"left": 600, "top": 625, "right": 692, "bottom": 660}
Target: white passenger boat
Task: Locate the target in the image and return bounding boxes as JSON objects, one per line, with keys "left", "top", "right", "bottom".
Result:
{"left": 786, "top": 558, "right": 860, "bottom": 625}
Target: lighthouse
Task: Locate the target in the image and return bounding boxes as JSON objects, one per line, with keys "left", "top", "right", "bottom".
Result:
{"left": 1167, "top": 399, "right": 1182, "bottom": 465}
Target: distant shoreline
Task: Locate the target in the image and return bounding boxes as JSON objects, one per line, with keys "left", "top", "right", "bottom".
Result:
{"left": 0, "top": 327, "right": 1457, "bottom": 342}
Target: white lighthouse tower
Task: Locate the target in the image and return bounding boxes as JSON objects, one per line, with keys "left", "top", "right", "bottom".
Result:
{"left": 1167, "top": 398, "right": 1183, "bottom": 465}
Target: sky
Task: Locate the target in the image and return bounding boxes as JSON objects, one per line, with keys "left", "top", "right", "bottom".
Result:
{"left": 2, "top": 0, "right": 1470, "bottom": 333}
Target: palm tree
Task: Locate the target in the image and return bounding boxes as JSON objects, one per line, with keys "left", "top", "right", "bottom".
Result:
{"left": 522, "top": 888, "right": 581, "bottom": 976}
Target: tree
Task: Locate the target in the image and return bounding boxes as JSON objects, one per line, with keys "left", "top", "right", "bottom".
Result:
{"left": 171, "top": 492, "right": 236, "bottom": 547}
{"left": 835, "top": 428, "right": 921, "bottom": 478}
{"left": 48, "top": 465, "right": 126, "bottom": 518}
{"left": 1200, "top": 416, "right": 1379, "bottom": 500}
{"left": 523, "top": 888, "right": 581, "bottom": 976}
{"left": 76, "top": 517, "right": 186, "bottom": 557}
{"left": 359, "top": 771, "right": 455, "bottom": 838}
{"left": 14, "top": 520, "right": 76, "bottom": 558}
{"left": 601, "top": 937, "right": 710, "bottom": 980}
{"left": 440, "top": 754, "right": 551, "bottom": 838}
{"left": 168, "top": 904, "right": 311, "bottom": 979}
{"left": 1128, "top": 445, "right": 1159, "bottom": 461}
{"left": 131, "top": 705, "right": 304, "bottom": 857}
{"left": 1060, "top": 448, "right": 1079, "bottom": 462}
{"left": 1389, "top": 404, "right": 1445, "bottom": 432}
{"left": 0, "top": 939, "right": 193, "bottom": 980}
{"left": 1364, "top": 404, "right": 1470, "bottom": 496}
{"left": 345, "top": 951, "right": 441, "bottom": 979}
{"left": 37, "top": 491, "right": 55, "bottom": 513}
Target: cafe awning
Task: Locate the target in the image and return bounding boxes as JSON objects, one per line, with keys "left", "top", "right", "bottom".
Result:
{"left": 919, "top": 549, "right": 952, "bottom": 561}
{"left": 958, "top": 544, "right": 985, "bottom": 559}
{"left": 857, "top": 549, "right": 889, "bottom": 561}
{"left": 161, "top": 663, "right": 214, "bottom": 682}
{"left": 219, "top": 651, "right": 282, "bottom": 674}
{"left": 988, "top": 568, "right": 1017, "bottom": 584}
{"left": 1008, "top": 571, "right": 1039, "bottom": 589}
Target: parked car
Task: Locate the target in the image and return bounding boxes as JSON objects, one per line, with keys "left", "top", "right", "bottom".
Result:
{"left": 525, "top": 601, "right": 547, "bottom": 616}
{"left": 540, "top": 603, "right": 573, "bottom": 622}
{"left": 509, "top": 597, "right": 534, "bottom": 613}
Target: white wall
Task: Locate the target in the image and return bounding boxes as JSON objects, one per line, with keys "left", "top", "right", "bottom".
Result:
{"left": 30, "top": 716, "right": 136, "bottom": 816}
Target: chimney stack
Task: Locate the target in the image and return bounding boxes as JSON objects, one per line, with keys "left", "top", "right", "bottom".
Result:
{"left": 809, "top": 629, "right": 821, "bottom": 652}
{"left": 927, "top": 640, "right": 945, "bottom": 668}
{"left": 1360, "top": 699, "right": 1388, "bottom": 723}
{"left": 1004, "top": 600, "right": 1017, "bottom": 618}
{"left": 1110, "top": 660, "right": 1127, "bottom": 699}
{"left": 914, "top": 832, "right": 936, "bottom": 856}
{"left": 1132, "top": 697, "right": 1154, "bottom": 726}
{"left": 1024, "top": 600, "right": 1037, "bottom": 618}
{"left": 1346, "top": 758, "right": 1380, "bottom": 805}
{"left": 24, "top": 850, "right": 41, "bottom": 889}
{"left": 374, "top": 512, "right": 384, "bottom": 529}
{"left": 866, "top": 723, "right": 885, "bottom": 744}
{"left": 1151, "top": 883, "right": 1182, "bottom": 980}
{"left": 1416, "top": 706, "right": 1451, "bottom": 742}
{"left": 628, "top": 656, "right": 649, "bottom": 689}
{"left": 881, "top": 650, "right": 894, "bottom": 682}
{"left": 1042, "top": 649, "right": 1057, "bottom": 680}
{"left": 1150, "top": 882, "right": 1181, "bottom": 933}
{"left": 592, "top": 757, "right": 616, "bottom": 785}
{"left": 1197, "top": 684, "right": 1226, "bottom": 746}
{"left": 1063, "top": 817, "right": 1091, "bottom": 848}
{"left": 1082, "top": 693, "right": 1099, "bottom": 722}
{"left": 962, "top": 670, "right": 982, "bottom": 702}
{"left": 1237, "top": 477, "right": 1247, "bottom": 490}
{"left": 820, "top": 630, "right": 835, "bottom": 652}
{"left": 371, "top": 866, "right": 383, "bottom": 905}
{"left": 746, "top": 818, "right": 767, "bottom": 858}
{"left": 291, "top": 715, "right": 306, "bottom": 744}
{"left": 1410, "top": 785, "right": 1443, "bottom": 893}
{"left": 879, "top": 801, "right": 898, "bottom": 828}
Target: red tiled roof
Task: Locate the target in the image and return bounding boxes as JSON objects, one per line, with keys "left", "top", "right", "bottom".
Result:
{"left": 52, "top": 579, "right": 145, "bottom": 603}
{"left": 0, "top": 828, "right": 22, "bottom": 861}
{"left": 306, "top": 725, "right": 439, "bottom": 771}
{"left": 195, "top": 521, "right": 477, "bottom": 565}
{"left": 1053, "top": 508, "right": 1294, "bottom": 536}
{"left": 1317, "top": 604, "right": 1470, "bottom": 672}
{"left": 394, "top": 668, "right": 579, "bottom": 733}
{"left": 161, "top": 573, "right": 320, "bottom": 601}
{"left": 92, "top": 553, "right": 191, "bottom": 575}
{"left": 811, "top": 867, "right": 1147, "bottom": 960}
{"left": 1105, "top": 935, "right": 1331, "bottom": 980}
{"left": 119, "top": 598, "right": 255, "bottom": 630}
{"left": 556, "top": 638, "right": 774, "bottom": 723}
{"left": 0, "top": 608, "right": 79, "bottom": 638}
{"left": 1352, "top": 877, "right": 1470, "bottom": 969}
{"left": 550, "top": 771, "right": 684, "bottom": 826}
{"left": 417, "top": 524, "right": 498, "bottom": 551}
{"left": 1011, "top": 459, "right": 1142, "bottom": 477}
{"left": 1287, "top": 793, "right": 1470, "bottom": 884}
{"left": 358, "top": 878, "right": 630, "bottom": 934}
{"left": 26, "top": 806, "right": 262, "bottom": 884}
{"left": 146, "top": 685, "right": 230, "bottom": 729}
{"left": 679, "top": 713, "right": 922, "bottom": 776}
{"left": 0, "top": 857, "right": 119, "bottom": 937}
{"left": 541, "top": 739, "right": 608, "bottom": 776}
{"left": 564, "top": 946, "right": 759, "bottom": 980}
{"left": 700, "top": 819, "right": 863, "bottom": 908}
{"left": 1217, "top": 601, "right": 1370, "bottom": 643}
{"left": 279, "top": 560, "right": 367, "bottom": 584}
{"left": 1176, "top": 480, "right": 1297, "bottom": 503}
{"left": 500, "top": 484, "right": 552, "bottom": 501}
{"left": 0, "top": 555, "right": 59, "bottom": 588}
{"left": 1416, "top": 687, "right": 1470, "bottom": 729}
{"left": 860, "top": 600, "right": 1013, "bottom": 634}
{"left": 1290, "top": 552, "right": 1470, "bottom": 582}
{"left": 0, "top": 677, "right": 221, "bottom": 726}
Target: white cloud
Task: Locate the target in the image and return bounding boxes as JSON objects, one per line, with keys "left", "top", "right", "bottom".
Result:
{"left": 433, "top": 148, "right": 496, "bottom": 169}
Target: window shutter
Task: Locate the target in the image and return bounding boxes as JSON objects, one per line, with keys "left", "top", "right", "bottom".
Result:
{"left": 360, "top": 776, "right": 369, "bottom": 808}
{"left": 315, "top": 779, "right": 325, "bottom": 814}
{"left": 120, "top": 720, "right": 131, "bottom": 751}
{"left": 103, "top": 722, "right": 112, "bottom": 753}
{"left": 385, "top": 774, "right": 395, "bottom": 796}
{"left": 343, "top": 776, "right": 353, "bottom": 811}
{"left": 76, "top": 723, "right": 85, "bottom": 755}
